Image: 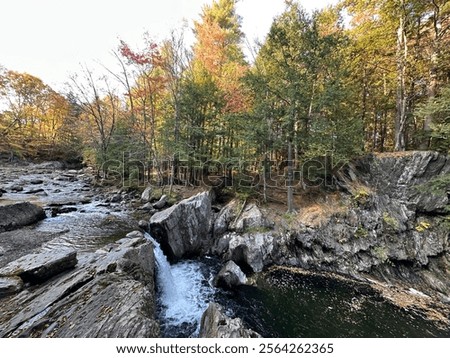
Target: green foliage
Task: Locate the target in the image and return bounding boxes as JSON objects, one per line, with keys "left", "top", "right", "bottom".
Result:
{"left": 416, "top": 85, "right": 450, "bottom": 153}
{"left": 382, "top": 212, "right": 399, "bottom": 230}
{"left": 249, "top": 2, "right": 363, "bottom": 168}
{"left": 372, "top": 246, "right": 389, "bottom": 263}
{"left": 352, "top": 186, "right": 371, "bottom": 206}
{"left": 438, "top": 215, "right": 450, "bottom": 231}
{"left": 415, "top": 173, "right": 450, "bottom": 198}
{"left": 282, "top": 212, "right": 297, "bottom": 227}
{"left": 354, "top": 226, "right": 369, "bottom": 239}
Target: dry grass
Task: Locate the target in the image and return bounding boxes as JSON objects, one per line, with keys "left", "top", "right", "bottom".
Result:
{"left": 258, "top": 188, "right": 347, "bottom": 229}
{"left": 374, "top": 151, "right": 417, "bottom": 158}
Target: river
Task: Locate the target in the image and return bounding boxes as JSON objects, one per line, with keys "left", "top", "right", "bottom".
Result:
{"left": 147, "top": 232, "right": 449, "bottom": 338}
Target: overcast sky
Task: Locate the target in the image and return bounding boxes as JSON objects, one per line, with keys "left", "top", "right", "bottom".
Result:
{"left": 0, "top": 0, "right": 338, "bottom": 90}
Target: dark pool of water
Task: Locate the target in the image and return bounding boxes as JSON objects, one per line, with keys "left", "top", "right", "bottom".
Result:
{"left": 223, "top": 269, "right": 450, "bottom": 338}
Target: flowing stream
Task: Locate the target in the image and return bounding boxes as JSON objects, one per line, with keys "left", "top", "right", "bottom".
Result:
{"left": 144, "top": 233, "right": 216, "bottom": 337}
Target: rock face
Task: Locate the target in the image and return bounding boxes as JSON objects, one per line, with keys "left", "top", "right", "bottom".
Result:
{"left": 354, "top": 151, "right": 450, "bottom": 214}
{"left": 229, "top": 203, "right": 273, "bottom": 233}
{"left": 149, "top": 192, "right": 213, "bottom": 260}
{"left": 199, "top": 303, "right": 261, "bottom": 338}
{"left": 284, "top": 152, "right": 450, "bottom": 283}
{"left": 0, "top": 277, "right": 23, "bottom": 298}
{"left": 213, "top": 261, "right": 247, "bottom": 289}
{"left": 0, "top": 202, "right": 46, "bottom": 232}
{"left": 0, "top": 232, "right": 159, "bottom": 338}
{"left": 224, "top": 233, "right": 275, "bottom": 273}
{"left": 0, "top": 250, "right": 77, "bottom": 284}
{"left": 214, "top": 152, "right": 450, "bottom": 296}
{"left": 213, "top": 200, "right": 273, "bottom": 237}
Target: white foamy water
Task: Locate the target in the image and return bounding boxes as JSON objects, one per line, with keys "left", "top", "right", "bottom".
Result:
{"left": 144, "top": 233, "right": 215, "bottom": 337}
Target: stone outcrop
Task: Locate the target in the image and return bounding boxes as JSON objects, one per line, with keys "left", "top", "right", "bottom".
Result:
{"left": 0, "top": 202, "right": 46, "bottom": 232}
{"left": 0, "top": 250, "right": 77, "bottom": 284}
{"left": 351, "top": 151, "right": 449, "bottom": 214}
{"left": 213, "top": 200, "right": 273, "bottom": 237}
{"left": 223, "top": 233, "right": 275, "bottom": 273}
{"left": 214, "top": 152, "right": 450, "bottom": 297}
{"left": 213, "top": 260, "right": 247, "bottom": 289}
{"left": 287, "top": 152, "right": 450, "bottom": 291}
{"left": 153, "top": 194, "right": 167, "bottom": 209}
{"left": 229, "top": 203, "right": 273, "bottom": 233}
{"left": 213, "top": 199, "right": 240, "bottom": 237}
{"left": 0, "top": 231, "right": 159, "bottom": 338}
{"left": 149, "top": 192, "right": 213, "bottom": 260}
{"left": 0, "top": 277, "right": 23, "bottom": 298}
{"left": 199, "top": 303, "right": 261, "bottom": 338}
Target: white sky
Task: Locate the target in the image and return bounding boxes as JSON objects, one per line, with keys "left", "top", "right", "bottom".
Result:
{"left": 0, "top": 0, "right": 338, "bottom": 91}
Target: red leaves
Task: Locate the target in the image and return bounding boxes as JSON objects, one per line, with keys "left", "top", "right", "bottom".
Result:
{"left": 119, "top": 40, "right": 161, "bottom": 66}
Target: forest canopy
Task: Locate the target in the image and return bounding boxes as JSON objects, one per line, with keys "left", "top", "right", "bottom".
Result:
{"left": 1, "top": 0, "right": 449, "bottom": 190}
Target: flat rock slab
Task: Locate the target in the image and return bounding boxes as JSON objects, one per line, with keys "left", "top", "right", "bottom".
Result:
{"left": 0, "top": 250, "right": 77, "bottom": 284}
{"left": 0, "top": 277, "right": 23, "bottom": 297}
{"left": 0, "top": 202, "right": 46, "bottom": 232}
{"left": 0, "top": 234, "right": 159, "bottom": 338}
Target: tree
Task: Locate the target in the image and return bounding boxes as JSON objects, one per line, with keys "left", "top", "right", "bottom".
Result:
{"left": 189, "top": 0, "right": 249, "bottom": 166}
{"left": 69, "top": 67, "right": 121, "bottom": 173}
{"left": 341, "top": 0, "right": 450, "bottom": 152}
{"left": 0, "top": 68, "right": 75, "bottom": 159}
{"left": 253, "top": 3, "right": 362, "bottom": 164}
{"left": 420, "top": 0, "right": 450, "bottom": 148}
{"left": 417, "top": 84, "right": 450, "bottom": 153}
{"left": 246, "top": 2, "right": 364, "bottom": 209}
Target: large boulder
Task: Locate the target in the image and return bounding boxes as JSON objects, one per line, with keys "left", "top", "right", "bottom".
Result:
{"left": 141, "top": 186, "right": 153, "bottom": 202}
{"left": 213, "top": 260, "right": 247, "bottom": 289}
{"left": 153, "top": 194, "right": 168, "bottom": 209}
{"left": 229, "top": 203, "right": 273, "bottom": 233}
{"left": 0, "top": 202, "right": 46, "bottom": 232}
{"left": 225, "top": 233, "right": 275, "bottom": 273}
{"left": 0, "top": 249, "right": 77, "bottom": 284}
{"left": 213, "top": 199, "right": 240, "bottom": 237}
{"left": 214, "top": 200, "right": 273, "bottom": 237}
{"left": 149, "top": 192, "right": 213, "bottom": 260}
{"left": 199, "top": 303, "right": 261, "bottom": 338}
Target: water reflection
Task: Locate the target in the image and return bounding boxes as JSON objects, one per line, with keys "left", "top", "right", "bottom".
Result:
{"left": 228, "top": 269, "right": 449, "bottom": 338}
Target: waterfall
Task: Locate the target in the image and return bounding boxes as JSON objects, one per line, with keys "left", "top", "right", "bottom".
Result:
{"left": 144, "top": 232, "right": 215, "bottom": 337}
{"left": 145, "top": 232, "right": 178, "bottom": 301}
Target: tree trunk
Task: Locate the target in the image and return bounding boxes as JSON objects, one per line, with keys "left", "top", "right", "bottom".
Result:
{"left": 395, "top": 3, "right": 408, "bottom": 152}
{"left": 287, "top": 141, "right": 294, "bottom": 213}
{"left": 421, "top": 3, "right": 441, "bottom": 149}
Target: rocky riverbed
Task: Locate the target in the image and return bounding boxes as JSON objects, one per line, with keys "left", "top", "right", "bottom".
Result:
{"left": 0, "top": 161, "right": 160, "bottom": 337}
